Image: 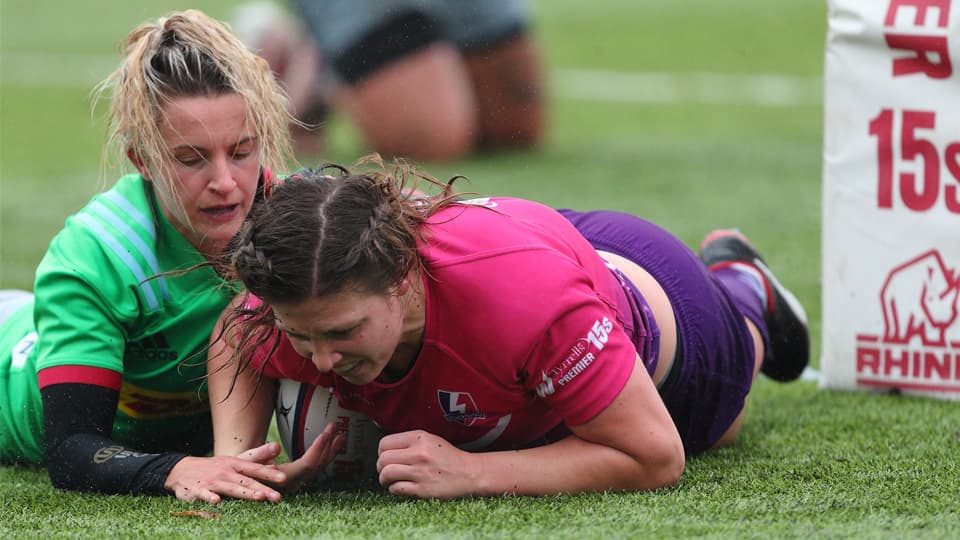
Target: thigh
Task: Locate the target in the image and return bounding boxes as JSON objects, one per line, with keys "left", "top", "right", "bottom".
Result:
{"left": 439, "top": 0, "right": 543, "bottom": 147}
{"left": 334, "top": 44, "right": 476, "bottom": 160}
{"left": 557, "top": 209, "right": 756, "bottom": 455}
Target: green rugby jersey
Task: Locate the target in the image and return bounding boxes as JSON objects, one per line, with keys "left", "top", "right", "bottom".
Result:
{"left": 0, "top": 300, "right": 41, "bottom": 462}
{"left": 1, "top": 174, "right": 236, "bottom": 463}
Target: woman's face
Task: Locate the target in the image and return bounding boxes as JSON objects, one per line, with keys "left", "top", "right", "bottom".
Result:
{"left": 146, "top": 93, "right": 261, "bottom": 258}
{"left": 271, "top": 289, "right": 410, "bottom": 386}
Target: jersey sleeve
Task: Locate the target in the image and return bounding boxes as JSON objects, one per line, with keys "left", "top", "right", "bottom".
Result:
{"left": 33, "top": 224, "right": 137, "bottom": 382}
{"left": 519, "top": 261, "right": 637, "bottom": 427}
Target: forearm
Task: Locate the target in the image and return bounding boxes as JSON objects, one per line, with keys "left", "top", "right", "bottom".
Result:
{"left": 41, "top": 381, "right": 186, "bottom": 495}
{"left": 208, "top": 352, "right": 275, "bottom": 455}
{"left": 211, "top": 383, "right": 275, "bottom": 456}
{"left": 46, "top": 432, "right": 186, "bottom": 494}
{"left": 470, "top": 434, "right": 682, "bottom": 496}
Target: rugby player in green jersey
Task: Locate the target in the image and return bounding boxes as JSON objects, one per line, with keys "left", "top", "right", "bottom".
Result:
{"left": 0, "top": 9, "right": 301, "bottom": 503}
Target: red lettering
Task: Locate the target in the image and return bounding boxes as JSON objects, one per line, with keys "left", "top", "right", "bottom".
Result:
{"left": 857, "top": 345, "right": 882, "bottom": 375}
{"left": 945, "top": 143, "right": 960, "bottom": 213}
{"left": 870, "top": 109, "right": 895, "bottom": 208}
{"left": 883, "top": 348, "right": 910, "bottom": 376}
{"left": 885, "top": 0, "right": 951, "bottom": 27}
{"left": 886, "top": 34, "right": 952, "bottom": 78}
{"left": 899, "top": 110, "right": 940, "bottom": 210}
{"left": 922, "top": 350, "right": 951, "bottom": 379}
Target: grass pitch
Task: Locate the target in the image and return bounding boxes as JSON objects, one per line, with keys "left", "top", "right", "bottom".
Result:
{"left": 2, "top": 1, "right": 958, "bottom": 538}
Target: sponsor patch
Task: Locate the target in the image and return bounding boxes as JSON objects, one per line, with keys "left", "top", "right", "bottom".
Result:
{"left": 855, "top": 249, "right": 960, "bottom": 393}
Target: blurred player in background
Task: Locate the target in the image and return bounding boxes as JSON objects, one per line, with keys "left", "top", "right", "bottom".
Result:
{"left": 208, "top": 157, "right": 810, "bottom": 499}
{"left": 0, "top": 9, "right": 308, "bottom": 504}
{"left": 232, "top": 0, "right": 546, "bottom": 161}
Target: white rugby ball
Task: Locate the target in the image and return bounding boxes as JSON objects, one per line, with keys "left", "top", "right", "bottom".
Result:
{"left": 274, "top": 379, "right": 381, "bottom": 487}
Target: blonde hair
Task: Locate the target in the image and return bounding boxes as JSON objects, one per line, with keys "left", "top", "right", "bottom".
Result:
{"left": 93, "top": 9, "right": 295, "bottom": 226}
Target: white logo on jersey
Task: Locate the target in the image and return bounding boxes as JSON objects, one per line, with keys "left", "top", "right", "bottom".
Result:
{"left": 11, "top": 331, "right": 37, "bottom": 370}
{"left": 535, "top": 371, "right": 555, "bottom": 397}
{"left": 585, "top": 317, "right": 614, "bottom": 351}
{"left": 458, "top": 197, "right": 498, "bottom": 208}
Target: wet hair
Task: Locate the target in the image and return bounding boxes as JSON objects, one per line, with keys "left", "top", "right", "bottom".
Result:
{"left": 92, "top": 9, "right": 294, "bottom": 228}
{"left": 218, "top": 154, "right": 466, "bottom": 381}
{"left": 229, "top": 155, "right": 464, "bottom": 299}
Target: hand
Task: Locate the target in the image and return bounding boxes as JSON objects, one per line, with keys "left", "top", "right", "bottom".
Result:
{"left": 376, "top": 430, "right": 479, "bottom": 499}
{"left": 275, "top": 420, "right": 347, "bottom": 492}
{"left": 165, "top": 444, "right": 287, "bottom": 504}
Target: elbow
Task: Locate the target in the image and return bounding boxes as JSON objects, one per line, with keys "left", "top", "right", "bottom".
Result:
{"left": 656, "top": 443, "right": 686, "bottom": 488}
{"left": 630, "top": 438, "right": 686, "bottom": 491}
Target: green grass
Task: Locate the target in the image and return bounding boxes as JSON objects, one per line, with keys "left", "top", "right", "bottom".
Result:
{"left": 2, "top": 0, "right": 958, "bottom": 538}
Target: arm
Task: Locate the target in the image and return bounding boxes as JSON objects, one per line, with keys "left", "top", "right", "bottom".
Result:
{"left": 377, "top": 355, "right": 685, "bottom": 498}
{"left": 207, "top": 303, "right": 276, "bottom": 457}
{"left": 42, "top": 377, "right": 187, "bottom": 494}
{"left": 207, "top": 301, "right": 347, "bottom": 491}
{"left": 40, "top": 371, "right": 286, "bottom": 502}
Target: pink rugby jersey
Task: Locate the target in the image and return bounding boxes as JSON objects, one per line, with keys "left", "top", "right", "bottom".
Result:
{"left": 252, "top": 197, "right": 655, "bottom": 451}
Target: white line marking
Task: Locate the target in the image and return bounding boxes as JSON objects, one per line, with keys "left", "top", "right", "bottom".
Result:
{"left": 2, "top": 52, "right": 117, "bottom": 87}
{"left": 553, "top": 69, "right": 822, "bottom": 107}
{"left": 1, "top": 52, "right": 823, "bottom": 107}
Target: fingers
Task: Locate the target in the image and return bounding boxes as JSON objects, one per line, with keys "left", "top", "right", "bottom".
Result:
{"left": 279, "top": 424, "right": 347, "bottom": 489}
{"left": 175, "top": 474, "right": 282, "bottom": 504}
{"left": 378, "top": 430, "right": 427, "bottom": 452}
{"left": 168, "top": 456, "right": 287, "bottom": 504}
{"left": 236, "top": 441, "right": 283, "bottom": 464}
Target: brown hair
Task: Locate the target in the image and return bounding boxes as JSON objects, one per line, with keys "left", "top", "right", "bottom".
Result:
{"left": 93, "top": 9, "right": 295, "bottom": 228}
{"left": 219, "top": 154, "right": 466, "bottom": 380}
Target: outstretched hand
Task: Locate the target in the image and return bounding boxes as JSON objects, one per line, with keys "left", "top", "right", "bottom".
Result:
{"left": 166, "top": 423, "right": 347, "bottom": 503}
{"left": 274, "top": 420, "right": 347, "bottom": 492}
{"left": 165, "top": 442, "right": 287, "bottom": 504}
{"left": 376, "top": 430, "right": 480, "bottom": 499}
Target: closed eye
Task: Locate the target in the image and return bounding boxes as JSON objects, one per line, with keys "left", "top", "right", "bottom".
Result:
{"left": 175, "top": 154, "right": 204, "bottom": 167}
{"left": 324, "top": 327, "right": 356, "bottom": 340}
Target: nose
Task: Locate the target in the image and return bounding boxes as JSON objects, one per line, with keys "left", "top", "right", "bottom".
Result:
{"left": 207, "top": 155, "right": 237, "bottom": 193}
{"left": 308, "top": 341, "right": 342, "bottom": 372}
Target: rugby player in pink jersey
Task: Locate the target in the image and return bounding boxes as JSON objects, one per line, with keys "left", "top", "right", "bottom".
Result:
{"left": 209, "top": 158, "right": 809, "bottom": 499}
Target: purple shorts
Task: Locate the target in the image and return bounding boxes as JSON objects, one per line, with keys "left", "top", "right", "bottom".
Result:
{"left": 558, "top": 209, "right": 756, "bottom": 455}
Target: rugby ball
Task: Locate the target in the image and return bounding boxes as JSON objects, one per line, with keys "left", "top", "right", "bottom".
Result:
{"left": 274, "top": 379, "right": 381, "bottom": 487}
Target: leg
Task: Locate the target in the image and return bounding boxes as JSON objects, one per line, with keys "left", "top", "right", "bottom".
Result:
{"left": 443, "top": 0, "right": 545, "bottom": 149}
{"left": 557, "top": 209, "right": 757, "bottom": 455}
{"left": 290, "top": 1, "right": 477, "bottom": 161}
{"left": 700, "top": 229, "right": 810, "bottom": 382}
{"left": 333, "top": 43, "right": 477, "bottom": 161}
{"left": 711, "top": 319, "right": 764, "bottom": 447}
{"left": 699, "top": 229, "right": 810, "bottom": 447}
{"left": 463, "top": 33, "right": 545, "bottom": 149}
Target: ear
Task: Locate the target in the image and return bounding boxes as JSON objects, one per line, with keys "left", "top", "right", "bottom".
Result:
{"left": 126, "top": 148, "right": 150, "bottom": 179}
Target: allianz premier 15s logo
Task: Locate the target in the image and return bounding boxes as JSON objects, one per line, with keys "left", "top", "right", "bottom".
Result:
{"left": 856, "top": 249, "right": 960, "bottom": 393}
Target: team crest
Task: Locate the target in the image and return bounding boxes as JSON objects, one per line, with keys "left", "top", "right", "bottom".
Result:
{"left": 437, "top": 390, "right": 485, "bottom": 426}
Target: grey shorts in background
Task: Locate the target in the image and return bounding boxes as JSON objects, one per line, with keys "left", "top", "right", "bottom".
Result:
{"left": 291, "top": 0, "right": 531, "bottom": 82}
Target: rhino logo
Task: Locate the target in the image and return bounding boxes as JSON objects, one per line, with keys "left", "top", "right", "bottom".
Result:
{"left": 880, "top": 250, "right": 960, "bottom": 346}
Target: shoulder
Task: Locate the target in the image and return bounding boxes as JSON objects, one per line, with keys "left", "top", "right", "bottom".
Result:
{"left": 34, "top": 174, "right": 171, "bottom": 313}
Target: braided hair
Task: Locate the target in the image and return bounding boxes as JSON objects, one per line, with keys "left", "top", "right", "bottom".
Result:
{"left": 220, "top": 155, "right": 466, "bottom": 379}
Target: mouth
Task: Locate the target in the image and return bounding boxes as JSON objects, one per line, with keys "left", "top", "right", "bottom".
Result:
{"left": 200, "top": 203, "right": 241, "bottom": 222}
{"left": 333, "top": 359, "right": 361, "bottom": 375}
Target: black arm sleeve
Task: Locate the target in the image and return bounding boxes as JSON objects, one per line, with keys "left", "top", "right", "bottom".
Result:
{"left": 41, "top": 382, "right": 188, "bottom": 495}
